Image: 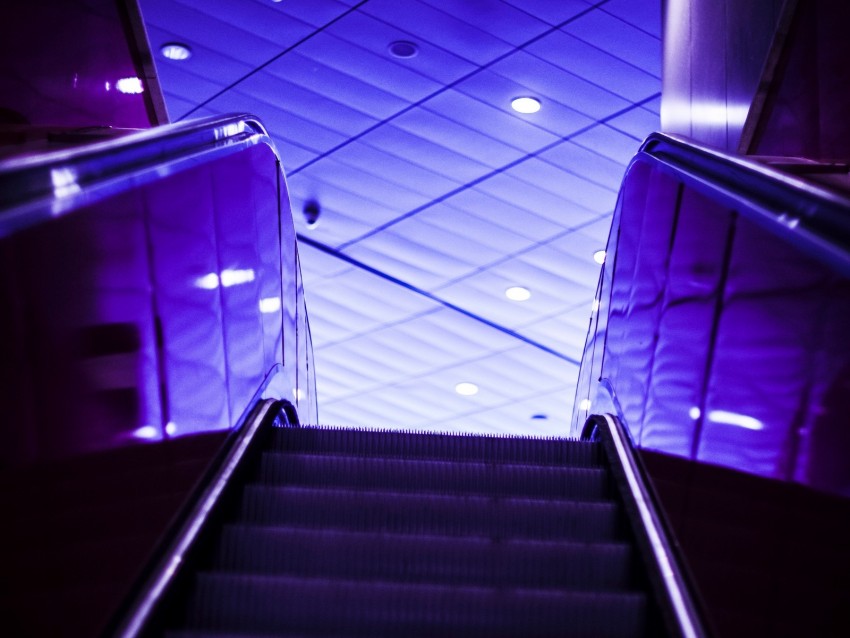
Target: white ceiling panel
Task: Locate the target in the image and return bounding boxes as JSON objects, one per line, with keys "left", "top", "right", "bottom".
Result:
{"left": 447, "top": 188, "right": 567, "bottom": 241}
{"left": 488, "top": 51, "right": 633, "bottom": 120}
{"left": 474, "top": 171, "right": 600, "bottom": 226}
{"left": 563, "top": 8, "right": 662, "bottom": 76}
{"left": 526, "top": 30, "right": 660, "bottom": 102}
{"left": 416, "top": 0, "right": 551, "bottom": 47}
{"left": 602, "top": 0, "right": 663, "bottom": 38}
{"left": 358, "top": 124, "right": 493, "bottom": 184}
{"left": 323, "top": 11, "right": 478, "bottom": 86}
{"left": 455, "top": 68, "right": 597, "bottom": 139}
{"left": 423, "top": 89, "right": 561, "bottom": 153}
{"left": 538, "top": 142, "right": 632, "bottom": 191}
{"left": 572, "top": 122, "right": 651, "bottom": 164}
{"left": 500, "top": 0, "right": 595, "bottom": 28}
{"left": 361, "top": 0, "right": 527, "bottom": 65}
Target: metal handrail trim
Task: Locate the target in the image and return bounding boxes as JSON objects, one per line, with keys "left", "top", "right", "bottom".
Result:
{"left": 114, "top": 397, "right": 278, "bottom": 638}
{"left": 587, "top": 413, "right": 708, "bottom": 638}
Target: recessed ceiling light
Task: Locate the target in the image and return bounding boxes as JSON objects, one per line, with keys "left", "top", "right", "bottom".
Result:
{"left": 593, "top": 249, "right": 606, "bottom": 265}
{"left": 505, "top": 286, "right": 531, "bottom": 301}
{"left": 511, "top": 96, "right": 541, "bottom": 114}
{"left": 161, "top": 43, "right": 192, "bottom": 61}
{"left": 388, "top": 41, "right": 418, "bottom": 59}
{"left": 455, "top": 382, "right": 479, "bottom": 396}
{"left": 531, "top": 413, "right": 548, "bottom": 420}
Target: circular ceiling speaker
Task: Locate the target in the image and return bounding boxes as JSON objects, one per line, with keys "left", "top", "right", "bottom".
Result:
{"left": 388, "top": 41, "right": 419, "bottom": 59}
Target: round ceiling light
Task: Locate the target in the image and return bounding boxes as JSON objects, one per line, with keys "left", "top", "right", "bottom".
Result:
{"left": 511, "top": 96, "right": 541, "bottom": 114}
{"left": 593, "top": 249, "right": 606, "bottom": 265}
{"left": 388, "top": 41, "right": 419, "bottom": 59}
{"left": 505, "top": 286, "right": 531, "bottom": 301}
{"left": 161, "top": 43, "right": 192, "bottom": 61}
{"left": 455, "top": 382, "right": 479, "bottom": 396}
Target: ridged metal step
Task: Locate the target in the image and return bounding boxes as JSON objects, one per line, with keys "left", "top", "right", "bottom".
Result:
{"left": 211, "top": 524, "right": 636, "bottom": 590}
{"left": 268, "top": 427, "right": 604, "bottom": 466}
{"left": 182, "top": 572, "right": 648, "bottom": 638}
{"left": 236, "top": 484, "right": 625, "bottom": 542}
{"left": 253, "top": 451, "right": 612, "bottom": 499}
{"left": 154, "top": 425, "right": 657, "bottom": 637}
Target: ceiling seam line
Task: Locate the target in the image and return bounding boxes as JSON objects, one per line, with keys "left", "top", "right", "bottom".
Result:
{"left": 312, "top": 306, "right": 444, "bottom": 352}
{"left": 280, "top": 104, "right": 621, "bottom": 205}
{"left": 411, "top": 386, "right": 575, "bottom": 430}
{"left": 297, "top": 233, "right": 580, "bottom": 366}
{"left": 429, "top": 212, "right": 614, "bottom": 293}
{"left": 288, "top": 0, "right": 612, "bottom": 176}
{"left": 176, "top": 0, "right": 371, "bottom": 121}
{"left": 323, "top": 358, "right": 568, "bottom": 411}
{"left": 335, "top": 91, "right": 660, "bottom": 250}
{"left": 598, "top": 6, "right": 663, "bottom": 42}
{"left": 320, "top": 341, "right": 545, "bottom": 402}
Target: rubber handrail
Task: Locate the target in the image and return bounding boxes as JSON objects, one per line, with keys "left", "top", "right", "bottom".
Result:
{"left": 638, "top": 132, "right": 850, "bottom": 277}
{"left": 0, "top": 113, "right": 275, "bottom": 238}
{"left": 108, "top": 395, "right": 299, "bottom": 638}
{"left": 582, "top": 413, "right": 711, "bottom": 638}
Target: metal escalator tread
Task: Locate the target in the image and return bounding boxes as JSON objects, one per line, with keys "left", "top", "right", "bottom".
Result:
{"left": 254, "top": 451, "right": 612, "bottom": 499}
{"left": 237, "top": 484, "right": 624, "bottom": 542}
{"left": 267, "top": 426, "right": 604, "bottom": 466}
{"left": 163, "top": 427, "right": 653, "bottom": 637}
{"left": 184, "top": 573, "right": 648, "bottom": 638}
{"left": 211, "top": 524, "right": 636, "bottom": 590}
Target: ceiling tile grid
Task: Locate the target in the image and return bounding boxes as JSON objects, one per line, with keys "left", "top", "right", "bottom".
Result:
{"left": 140, "top": 0, "right": 661, "bottom": 435}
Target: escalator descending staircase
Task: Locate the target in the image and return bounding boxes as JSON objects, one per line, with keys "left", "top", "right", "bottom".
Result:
{"left": 125, "top": 412, "right": 700, "bottom": 637}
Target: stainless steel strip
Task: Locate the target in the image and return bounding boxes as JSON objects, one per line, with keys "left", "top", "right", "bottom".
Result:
{"left": 114, "top": 398, "right": 278, "bottom": 638}
{"left": 593, "top": 414, "right": 707, "bottom": 638}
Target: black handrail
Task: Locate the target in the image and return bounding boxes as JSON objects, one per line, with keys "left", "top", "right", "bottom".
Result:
{"left": 107, "top": 394, "right": 300, "bottom": 638}
{"left": 582, "top": 413, "right": 710, "bottom": 638}
{"left": 0, "top": 113, "right": 275, "bottom": 237}
{"left": 639, "top": 132, "right": 850, "bottom": 278}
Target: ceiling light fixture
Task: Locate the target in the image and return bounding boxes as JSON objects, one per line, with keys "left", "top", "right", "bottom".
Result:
{"left": 511, "top": 96, "right": 541, "bottom": 114}
{"left": 161, "top": 43, "right": 192, "bottom": 61}
{"left": 505, "top": 286, "right": 531, "bottom": 301}
{"left": 455, "top": 382, "right": 479, "bottom": 396}
{"left": 593, "top": 249, "right": 606, "bottom": 265}
{"left": 388, "top": 41, "right": 418, "bottom": 59}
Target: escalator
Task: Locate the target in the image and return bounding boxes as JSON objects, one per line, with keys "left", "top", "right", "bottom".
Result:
{"left": 113, "top": 401, "right": 704, "bottom": 638}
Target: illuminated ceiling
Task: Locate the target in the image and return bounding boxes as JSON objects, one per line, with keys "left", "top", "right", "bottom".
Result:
{"left": 139, "top": 0, "right": 661, "bottom": 434}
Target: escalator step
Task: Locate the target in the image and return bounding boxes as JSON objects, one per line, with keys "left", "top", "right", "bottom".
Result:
{"left": 211, "top": 524, "right": 636, "bottom": 590}
{"left": 236, "top": 485, "right": 624, "bottom": 542}
{"left": 254, "top": 452, "right": 611, "bottom": 500}
{"left": 269, "top": 426, "right": 603, "bottom": 466}
{"left": 182, "top": 572, "right": 648, "bottom": 638}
